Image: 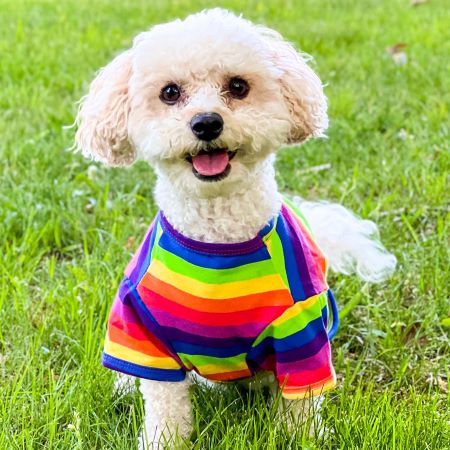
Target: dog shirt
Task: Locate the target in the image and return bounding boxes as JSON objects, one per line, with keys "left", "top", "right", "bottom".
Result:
{"left": 102, "top": 198, "right": 339, "bottom": 399}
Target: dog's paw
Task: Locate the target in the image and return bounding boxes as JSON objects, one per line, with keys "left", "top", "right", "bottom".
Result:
{"left": 139, "top": 422, "right": 191, "bottom": 450}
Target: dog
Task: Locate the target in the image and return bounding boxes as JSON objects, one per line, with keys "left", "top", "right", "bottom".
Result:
{"left": 74, "top": 9, "right": 396, "bottom": 448}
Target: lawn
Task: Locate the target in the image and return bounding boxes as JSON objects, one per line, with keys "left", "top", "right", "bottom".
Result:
{"left": 0, "top": 0, "right": 449, "bottom": 448}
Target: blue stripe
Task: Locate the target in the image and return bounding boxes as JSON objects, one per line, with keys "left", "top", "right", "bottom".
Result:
{"left": 102, "top": 353, "right": 186, "bottom": 381}
{"left": 275, "top": 216, "right": 306, "bottom": 300}
{"left": 327, "top": 289, "right": 339, "bottom": 340}
{"left": 270, "top": 331, "right": 329, "bottom": 363}
{"left": 161, "top": 326, "right": 255, "bottom": 348}
{"left": 172, "top": 340, "right": 250, "bottom": 358}
{"left": 247, "top": 311, "right": 327, "bottom": 366}
{"left": 157, "top": 230, "right": 271, "bottom": 269}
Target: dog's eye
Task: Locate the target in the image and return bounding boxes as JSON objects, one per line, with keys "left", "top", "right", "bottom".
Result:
{"left": 160, "top": 84, "right": 181, "bottom": 104}
{"left": 228, "top": 77, "right": 250, "bottom": 99}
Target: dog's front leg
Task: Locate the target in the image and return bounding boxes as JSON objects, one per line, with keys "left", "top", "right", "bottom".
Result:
{"left": 282, "top": 396, "right": 324, "bottom": 436}
{"left": 269, "top": 381, "right": 323, "bottom": 436}
{"left": 139, "top": 378, "right": 192, "bottom": 449}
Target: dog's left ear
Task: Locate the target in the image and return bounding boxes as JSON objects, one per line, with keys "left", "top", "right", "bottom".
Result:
{"left": 258, "top": 27, "right": 328, "bottom": 144}
{"left": 75, "top": 49, "right": 135, "bottom": 166}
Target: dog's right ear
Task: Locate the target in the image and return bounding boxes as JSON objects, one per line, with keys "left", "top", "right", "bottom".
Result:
{"left": 256, "top": 27, "right": 328, "bottom": 145}
{"left": 75, "top": 49, "right": 136, "bottom": 166}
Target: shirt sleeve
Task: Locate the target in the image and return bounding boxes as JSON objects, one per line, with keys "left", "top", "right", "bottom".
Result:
{"left": 102, "top": 277, "right": 186, "bottom": 382}
{"left": 248, "top": 290, "right": 336, "bottom": 399}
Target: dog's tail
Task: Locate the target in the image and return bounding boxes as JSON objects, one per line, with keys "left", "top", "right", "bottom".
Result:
{"left": 291, "top": 197, "right": 397, "bottom": 283}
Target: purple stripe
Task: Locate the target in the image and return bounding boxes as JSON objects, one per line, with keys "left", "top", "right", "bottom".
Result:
{"left": 161, "top": 326, "right": 255, "bottom": 348}
{"left": 117, "top": 281, "right": 133, "bottom": 305}
{"left": 275, "top": 329, "right": 329, "bottom": 363}
{"left": 276, "top": 343, "right": 331, "bottom": 375}
{"left": 282, "top": 205, "right": 321, "bottom": 298}
{"left": 152, "top": 309, "right": 268, "bottom": 338}
{"left": 110, "top": 299, "right": 143, "bottom": 326}
{"left": 125, "top": 219, "right": 157, "bottom": 285}
{"left": 160, "top": 211, "right": 266, "bottom": 255}
{"left": 249, "top": 331, "right": 329, "bottom": 369}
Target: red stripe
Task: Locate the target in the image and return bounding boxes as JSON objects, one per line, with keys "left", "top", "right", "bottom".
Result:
{"left": 137, "top": 285, "right": 288, "bottom": 327}
{"left": 282, "top": 373, "right": 335, "bottom": 393}
{"left": 109, "top": 313, "right": 150, "bottom": 341}
{"left": 277, "top": 365, "right": 333, "bottom": 387}
{"left": 204, "top": 369, "right": 252, "bottom": 381}
{"left": 109, "top": 312, "right": 171, "bottom": 355}
{"left": 108, "top": 326, "right": 169, "bottom": 358}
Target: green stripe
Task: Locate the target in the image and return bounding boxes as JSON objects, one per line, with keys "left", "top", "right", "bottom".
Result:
{"left": 178, "top": 352, "right": 247, "bottom": 368}
{"left": 252, "top": 292, "right": 327, "bottom": 346}
{"left": 153, "top": 245, "right": 276, "bottom": 284}
{"left": 264, "top": 230, "right": 289, "bottom": 288}
{"left": 148, "top": 223, "right": 163, "bottom": 261}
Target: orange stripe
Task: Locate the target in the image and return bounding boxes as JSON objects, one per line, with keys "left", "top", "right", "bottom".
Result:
{"left": 137, "top": 284, "right": 288, "bottom": 327}
{"left": 139, "top": 273, "right": 293, "bottom": 312}
{"left": 204, "top": 369, "right": 252, "bottom": 381}
{"left": 108, "top": 310, "right": 170, "bottom": 352}
{"left": 108, "top": 325, "right": 169, "bottom": 358}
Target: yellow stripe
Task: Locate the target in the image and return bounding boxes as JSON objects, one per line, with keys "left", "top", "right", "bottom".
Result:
{"left": 197, "top": 361, "right": 249, "bottom": 375}
{"left": 104, "top": 339, "right": 180, "bottom": 369}
{"left": 270, "top": 292, "right": 325, "bottom": 326}
{"left": 264, "top": 237, "right": 272, "bottom": 255}
{"left": 281, "top": 378, "right": 336, "bottom": 399}
{"left": 148, "top": 259, "right": 286, "bottom": 299}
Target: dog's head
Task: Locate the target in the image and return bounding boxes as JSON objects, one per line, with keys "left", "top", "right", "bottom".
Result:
{"left": 75, "top": 9, "right": 327, "bottom": 197}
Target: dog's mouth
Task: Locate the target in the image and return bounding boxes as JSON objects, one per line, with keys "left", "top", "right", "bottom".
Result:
{"left": 185, "top": 148, "right": 237, "bottom": 182}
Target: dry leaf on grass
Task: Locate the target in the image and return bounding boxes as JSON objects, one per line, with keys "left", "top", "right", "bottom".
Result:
{"left": 426, "top": 373, "right": 449, "bottom": 393}
{"left": 411, "top": 0, "right": 429, "bottom": 6}
{"left": 125, "top": 236, "right": 136, "bottom": 250}
{"left": 387, "top": 43, "right": 408, "bottom": 65}
{"left": 437, "top": 376, "right": 448, "bottom": 393}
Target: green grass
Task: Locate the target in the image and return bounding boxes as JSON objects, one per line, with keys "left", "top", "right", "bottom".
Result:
{"left": 1, "top": 0, "right": 449, "bottom": 448}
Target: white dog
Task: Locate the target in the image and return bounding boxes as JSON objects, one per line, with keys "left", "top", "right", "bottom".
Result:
{"left": 75, "top": 9, "right": 396, "bottom": 448}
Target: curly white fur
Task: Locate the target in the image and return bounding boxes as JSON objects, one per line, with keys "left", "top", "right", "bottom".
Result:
{"left": 75, "top": 8, "right": 396, "bottom": 448}
{"left": 293, "top": 197, "right": 397, "bottom": 283}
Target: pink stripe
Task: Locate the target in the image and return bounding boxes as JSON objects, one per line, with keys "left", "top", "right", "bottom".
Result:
{"left": 276, "top": 342, "right": 331, "bottom": 376}
{"left": 277, "top": 364, "right": 333, "bottom": 386}
{"left": 109, "top": 319, "right": 154, "bottom": 342}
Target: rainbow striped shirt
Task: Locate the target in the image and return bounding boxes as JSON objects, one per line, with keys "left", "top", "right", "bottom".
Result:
{"left": 102, "top": 200, "right": 338, "bottom": 398}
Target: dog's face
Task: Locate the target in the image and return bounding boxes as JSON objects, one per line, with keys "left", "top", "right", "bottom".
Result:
{"left": 75, "top": 9, "right": 327, "bottom": 197}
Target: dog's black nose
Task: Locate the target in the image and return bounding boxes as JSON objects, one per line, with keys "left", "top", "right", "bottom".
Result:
{"left": 190, "top": 112, "right": 223, "bottom": 141}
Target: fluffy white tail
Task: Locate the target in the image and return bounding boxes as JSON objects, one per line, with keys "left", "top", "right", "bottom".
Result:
{"left": 292, "top": 197, "right": 397, "bottom": 283}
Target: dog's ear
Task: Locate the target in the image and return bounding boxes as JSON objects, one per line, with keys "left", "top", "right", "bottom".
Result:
{"left": 258, "top": 27, "right": 328, "bottom": 144}
{"left": 75, "top": 49, "right": 135, "bottom": 166}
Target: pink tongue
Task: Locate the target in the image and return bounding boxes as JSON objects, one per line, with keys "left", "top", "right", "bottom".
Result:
{"left": 192, "top": 150, "right": 229, "bottom": 176}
